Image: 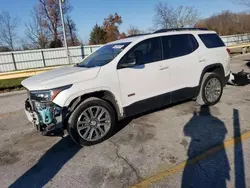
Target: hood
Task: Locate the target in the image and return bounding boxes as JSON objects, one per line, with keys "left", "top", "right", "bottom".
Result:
{"left": 22, "top": 65, "right": 101, "bottom": 91}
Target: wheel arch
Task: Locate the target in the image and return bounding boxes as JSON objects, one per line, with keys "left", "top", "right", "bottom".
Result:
{"left": 67, "top": 90, "right": 123, "bottom": 120}
{"left": 193, "top": 63, "right": 226, "bottom": 98}
{"left": 199, "top": 63, "right": 226, "bottom": 87}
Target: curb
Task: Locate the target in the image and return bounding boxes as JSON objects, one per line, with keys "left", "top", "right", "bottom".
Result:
{"left": 0, "top": 90, "right": 26, "bottom": 97}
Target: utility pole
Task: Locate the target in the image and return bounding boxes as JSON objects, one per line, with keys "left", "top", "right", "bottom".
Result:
{"left": 59, "top": 0, "right": 71, "bottom": 64}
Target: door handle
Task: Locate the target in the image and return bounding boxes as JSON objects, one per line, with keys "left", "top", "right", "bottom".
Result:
{"left": 159, "top": 66, "right": 169, "bottom": 70}
{"left": 199, "top": 58, "right": 206, "bottom": 62}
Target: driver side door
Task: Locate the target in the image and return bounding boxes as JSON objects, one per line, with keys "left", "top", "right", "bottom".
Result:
{"left": 117, "top": 37, "right": 171, "bottom": 116}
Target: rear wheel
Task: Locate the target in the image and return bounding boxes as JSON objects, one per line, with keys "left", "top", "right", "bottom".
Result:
{"left": 196, "top": 72, "right": 223, "bottom": 106}
{"left": 67, "top": 97, "right": 116, "bottom": 146}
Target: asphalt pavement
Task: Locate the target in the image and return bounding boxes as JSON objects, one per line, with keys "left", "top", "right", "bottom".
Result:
{"left": 0, "top": 54, "right": 250, "bottom": 188}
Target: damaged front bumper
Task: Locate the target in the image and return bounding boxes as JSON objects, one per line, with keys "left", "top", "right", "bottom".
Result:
{"left": 25, "top": 97, "right": 66, "bottom": 134}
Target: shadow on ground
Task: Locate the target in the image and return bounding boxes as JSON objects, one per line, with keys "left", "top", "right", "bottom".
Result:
{"left": 9, "top": 136, "right": 81, "bottom": 188}
{"left": 9, "top": 103, "right": 248, "bottom": 187}
{"left": 8, "top": 118, "right": 133, "bottom": 188}
{"left": 245, "top": 60, "right": 250, "bottom": 68}
{"left": 181, "top": 106, "right": 246, "bottom": 188}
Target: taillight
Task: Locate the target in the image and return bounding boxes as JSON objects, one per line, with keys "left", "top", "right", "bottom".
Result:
{"left": 226, "top": 48, "right": 231, "bottom": 55}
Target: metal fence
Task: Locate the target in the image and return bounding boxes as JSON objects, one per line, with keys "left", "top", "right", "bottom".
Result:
{"left": 0, "top": 45, "right": 101, "bottom": 73}
{"left": 221, "top": 33, "right": 250, "bottom": 46}
{"left": 1, "top": 33, "right": 250, "bottom": 73}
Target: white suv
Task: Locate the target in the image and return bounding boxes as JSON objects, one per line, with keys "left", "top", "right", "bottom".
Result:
{"left": 22, "top": 28, "right": 231, "bottom": 146}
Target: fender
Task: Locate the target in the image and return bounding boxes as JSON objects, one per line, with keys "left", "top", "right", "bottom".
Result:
{"left": 199, "top": 63, "right": 225, "bottom": 86}
{"left": 62, "top": 88, "right": 124, "bottom": 118}
{"left": 190, "top": 63, "right": 226, "bottom": 97}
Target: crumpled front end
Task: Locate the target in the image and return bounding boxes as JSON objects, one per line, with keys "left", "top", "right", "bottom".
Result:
{"left": 25, "top": 91, "right": 66, "bottom": 135}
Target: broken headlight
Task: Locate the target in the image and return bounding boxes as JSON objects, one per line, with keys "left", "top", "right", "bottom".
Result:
{"left": 30, "top": 91, "right": 51, "bottom": 102}
{"left": 30, "top": 85, "right": 72, "bottom": 102}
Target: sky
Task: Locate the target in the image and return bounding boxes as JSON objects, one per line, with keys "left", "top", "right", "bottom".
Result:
{"left": 0, "top": 0, "right": 248, "bottom": 44}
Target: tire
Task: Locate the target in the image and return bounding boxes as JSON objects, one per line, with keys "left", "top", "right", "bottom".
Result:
{"left": 67, "top": 97, "right": 116, "bottom": 146}
{"left": 196, "top": 72, "right": 223, "bottom": 106}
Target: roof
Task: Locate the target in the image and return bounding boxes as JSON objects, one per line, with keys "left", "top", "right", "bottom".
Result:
{"left": 108, "top": 36, "right": 145, "bottom": 44}
{"left": 108, "top": 29, "right": 216, "bottom": 45}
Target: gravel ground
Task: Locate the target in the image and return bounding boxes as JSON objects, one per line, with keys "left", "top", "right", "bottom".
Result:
{"left": 0, "top": 54, "right": 250, "bottom": 188}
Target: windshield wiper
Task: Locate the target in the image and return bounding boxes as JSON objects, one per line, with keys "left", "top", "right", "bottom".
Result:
{"left": 75, "top": 63, "right": 93, "bottom": 68}
{"left": 75, "top": 63, "right": 88, "bottom": 67}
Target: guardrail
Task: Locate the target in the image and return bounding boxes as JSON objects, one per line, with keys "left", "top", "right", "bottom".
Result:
{"left": 221, "top": 33, "right": 250, "bottom": 46}
{"left": 228, "top": 43, "right": 250, "bottom": 54}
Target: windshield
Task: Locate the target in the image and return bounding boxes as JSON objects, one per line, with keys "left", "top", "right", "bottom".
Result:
{"left": 76, "top": 42, "right": 131, "bottom": 68}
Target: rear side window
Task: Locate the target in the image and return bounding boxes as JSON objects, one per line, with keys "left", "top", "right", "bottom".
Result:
{"left": 199, "top": 34, "right": 225, "bottom": 48}
{"left": 162, "top": 34, "right": 198, "bottom": 60}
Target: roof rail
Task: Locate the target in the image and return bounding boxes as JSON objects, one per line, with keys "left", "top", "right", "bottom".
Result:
{"left": 126, "top": 33, "right": 151, "bottom": 38}
{"left": 153, "top": 28, "right": 208, "bottom": 34}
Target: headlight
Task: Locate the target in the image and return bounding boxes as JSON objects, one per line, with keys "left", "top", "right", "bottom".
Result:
{"left": 30, "top": 85, "right": 72, "bottom": 102}
{"left": 31, "top": 91, "right": 51, "bottom": 102}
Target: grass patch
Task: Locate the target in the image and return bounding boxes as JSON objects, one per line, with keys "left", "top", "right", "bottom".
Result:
{"left": 0, "top": 77, "right": 28, "bottom": 91}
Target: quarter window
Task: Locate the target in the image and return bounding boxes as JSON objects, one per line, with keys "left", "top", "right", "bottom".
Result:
{"left": 199, "top": 34, "right": 225, "bottom": 48}
{"left": 162, "top": 34, "right": 198, "bottom": 59}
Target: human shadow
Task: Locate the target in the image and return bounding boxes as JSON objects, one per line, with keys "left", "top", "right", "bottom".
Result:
{"left": 9, "top": 136, "right": 81, "bottom": 188}
{"left": 233, "top": 109, "right": 246, "bottom": 188}
{"left": 181, "top": 106, "right": 230, "bottom": 188}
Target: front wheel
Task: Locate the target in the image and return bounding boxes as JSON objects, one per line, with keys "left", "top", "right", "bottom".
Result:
{"left": 67, "top": 97, "right": 116, "bottom": 146}
{"left": 196, "top": 72, "right": 223, "bottom": 106}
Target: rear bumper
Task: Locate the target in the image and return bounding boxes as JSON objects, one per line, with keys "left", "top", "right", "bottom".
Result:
{"left": 24, "top": 98, "right": 66, "bottom": 134}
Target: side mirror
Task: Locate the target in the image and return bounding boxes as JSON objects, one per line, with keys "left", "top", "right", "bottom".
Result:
{"left": 119, "top": 59, "right": 136, "bottom": 68}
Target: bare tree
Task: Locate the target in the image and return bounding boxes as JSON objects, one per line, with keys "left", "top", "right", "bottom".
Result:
{"left": 127, "top": 25, "right": 144, "bottom": 36}
{"left": 119, "top": 32, "right": 127, "bottom": 39}
{"left": 195, "top": 11, "right": 250, "bottom": 35}
{"left": 0, "top": 11, "right": 19, "bottom": 50}
{"left": 65, "top": 16, "right": 79, "bottom": 46}
{"left": 25, "top": 5, "right": 50, "bottom": 49}
{"left": 147, "top": 27, "right": 157, "bottom": 33}
{"left": 154, "top": 2, "right": 199, "bottom": 29}
{"left": 0, "top": 46, "right": 11, "bottom": 52}
{"left": 39, "top": 0, "right": 71, "bottom": 44}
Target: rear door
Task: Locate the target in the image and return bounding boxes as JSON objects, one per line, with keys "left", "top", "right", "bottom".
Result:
{"left": 161, "top": 34, "right": 202, "bottom": 102}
